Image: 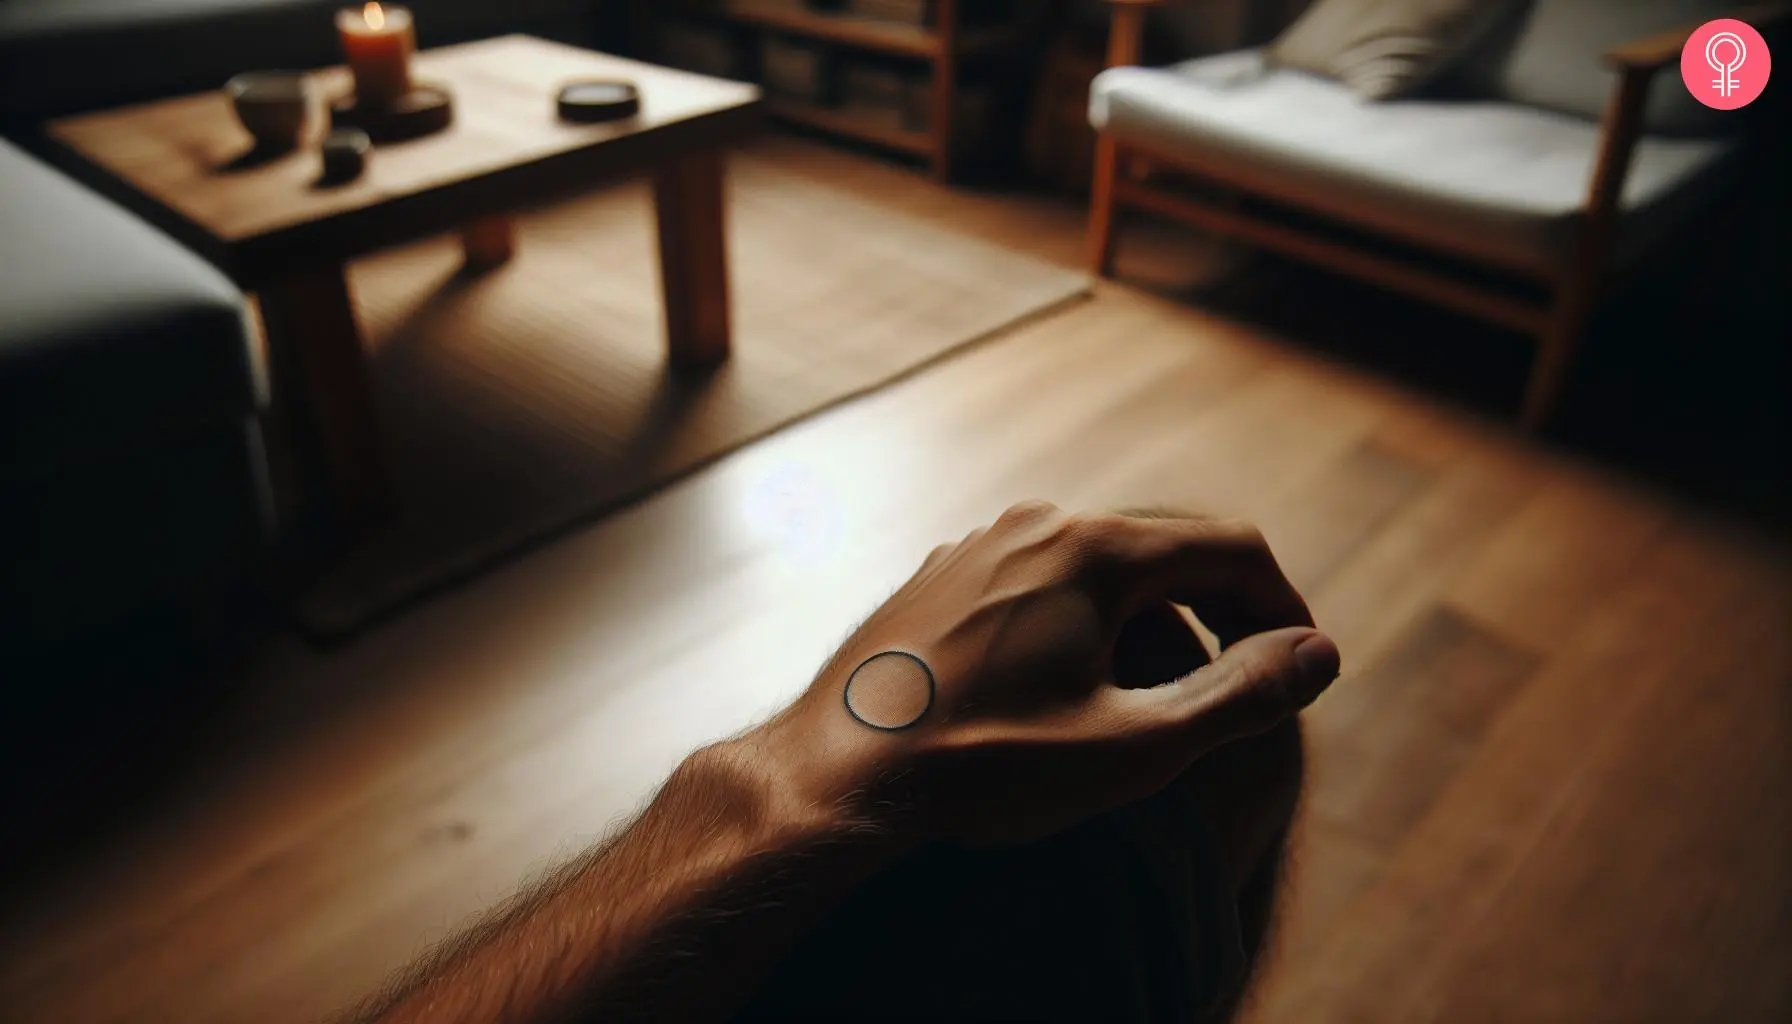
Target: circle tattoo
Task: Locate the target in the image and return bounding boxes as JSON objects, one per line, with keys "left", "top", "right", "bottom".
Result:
{"left": 843, "top": 651, "right": 935, "bottom": 731}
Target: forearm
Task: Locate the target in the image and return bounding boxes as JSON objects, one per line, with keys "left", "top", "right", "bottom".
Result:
{"left": 345, "top": 736, "right": 902, "bottom": 1024}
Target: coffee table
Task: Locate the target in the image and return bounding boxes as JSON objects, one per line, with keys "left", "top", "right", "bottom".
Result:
{"left": 45, "top": 34, "right": 762, "bottom": 533}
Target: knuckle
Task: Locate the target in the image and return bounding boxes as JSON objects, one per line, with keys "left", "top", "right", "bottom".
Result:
{"left": 996, "top": 499, "right": 1059, "bottom": 529}
{"left": 922, "top": 542, "right": 955, "bottom": 567}
{"left": 1211, "top": 518, "right": 1279, "bottom": 568}
{"left": 1214, "top": 517, "right": 1269, "bottom": 551}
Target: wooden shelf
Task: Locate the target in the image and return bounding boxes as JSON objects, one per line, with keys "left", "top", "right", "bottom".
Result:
{"left": 958, "top": 19, "right": 1035, "bottom": 57}
{"left": 766, "top": 98, "right": 937, "bottom": 157}
{"left": 716, "top": 1, "right": 938, "bottom": 58}
{"left": 713, "top": 2, "right": 1031, "bottom": 60}
{"left": 646, "top": 1, "right": 1035, "bottom": 179}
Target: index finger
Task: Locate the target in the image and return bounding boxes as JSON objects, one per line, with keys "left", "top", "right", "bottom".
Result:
{"left": 1081, "top": 512, "right": 1314, "bottom": 646}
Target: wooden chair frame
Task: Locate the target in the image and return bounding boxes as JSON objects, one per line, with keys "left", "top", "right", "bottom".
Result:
{"left": 1087, "top": 0, "right": 1788, "bottom": 430}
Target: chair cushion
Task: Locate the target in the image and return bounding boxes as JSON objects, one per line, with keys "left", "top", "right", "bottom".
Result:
{"left": 0, "top": 138, "right": 267, "bottom": 477}
{"left": 1090, "top": 51, "right": 1734, "bottom": 275}
{"left": 0, "top": 0, "right": 597, "bottom": 120}
{"left": 1486, "top": 0, "right": 1738, "bottom": 136}
{"left": 1268, "top": 0, "right": 1522, "bottom": 100}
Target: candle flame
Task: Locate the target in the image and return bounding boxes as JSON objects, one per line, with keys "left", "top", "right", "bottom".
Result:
{"left": 364, "top": 3, "right": 384, "bottom": 30}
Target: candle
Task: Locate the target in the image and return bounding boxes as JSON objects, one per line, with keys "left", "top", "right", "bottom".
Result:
{"left": 336, "top": 3, "right": 414, "bottom": 108}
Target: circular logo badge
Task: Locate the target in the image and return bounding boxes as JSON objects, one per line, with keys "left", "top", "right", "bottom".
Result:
{"left": 1682, "top": 19, "right": 1771, "bottom": 110}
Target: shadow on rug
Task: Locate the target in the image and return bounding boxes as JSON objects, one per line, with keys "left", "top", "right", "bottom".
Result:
{"left": 296, "top": 153, "right": 1088, "bottom": 637}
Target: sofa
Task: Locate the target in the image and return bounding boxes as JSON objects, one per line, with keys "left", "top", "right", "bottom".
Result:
{"left": 1086, "top": 0, "right": 1788, "bottom": 429}
{"left": 0, "top": 134, "right": 271, "bottom": 656}
{"left": 0, "top": 0, "right": 609, "bottom": 662}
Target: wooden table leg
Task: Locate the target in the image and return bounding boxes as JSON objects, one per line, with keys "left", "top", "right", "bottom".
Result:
{"left": 652, "top": 151, "right": 731, "bottom": 373}
{"left": 258, "top": 265, "right": 389, "bottom": 538}
{"left": 461, "top": 215, "right": 516, "bottom": 272}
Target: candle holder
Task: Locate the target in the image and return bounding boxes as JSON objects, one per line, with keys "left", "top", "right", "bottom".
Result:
{"left": 330, "top": 83, "right": 453, "bottom": 143}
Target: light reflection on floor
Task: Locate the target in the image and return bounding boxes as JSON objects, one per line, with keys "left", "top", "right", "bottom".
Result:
{"left": 738, "top": 458, "right": 848, "bottom": 569}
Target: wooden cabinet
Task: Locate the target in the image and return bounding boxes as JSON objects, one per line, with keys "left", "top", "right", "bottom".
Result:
{"left": 640, "top": 1, "right": 1038, "bottom": 180}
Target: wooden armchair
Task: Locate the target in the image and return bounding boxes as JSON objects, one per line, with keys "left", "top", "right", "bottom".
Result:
{"left": 1086, "top": 0, "right": 1788, "bottom": 429}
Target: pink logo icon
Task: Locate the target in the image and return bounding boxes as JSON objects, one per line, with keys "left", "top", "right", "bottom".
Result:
{"left": 1681, "top": 19, "right": 1771, "bottom": 110}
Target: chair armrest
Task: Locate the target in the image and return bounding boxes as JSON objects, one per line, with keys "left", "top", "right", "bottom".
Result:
{"left": 1604, "top": 0, "right": 1791, "bottom": 71}
{"left": 1582, "top": 0, "right": 1788, "bottom": 238}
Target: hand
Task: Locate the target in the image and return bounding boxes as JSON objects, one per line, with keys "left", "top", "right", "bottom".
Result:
{"left": 743, "top": 501, "right": 1342, "bottom": 847}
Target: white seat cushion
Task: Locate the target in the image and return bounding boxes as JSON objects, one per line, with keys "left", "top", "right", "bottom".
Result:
{"left": 1090, "top": 51, "right": 1733, "bottom": 275}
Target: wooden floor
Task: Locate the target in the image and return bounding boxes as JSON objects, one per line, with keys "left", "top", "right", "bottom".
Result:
{"left": 1, "top": 139, "right": 1787, "bottom": 1024}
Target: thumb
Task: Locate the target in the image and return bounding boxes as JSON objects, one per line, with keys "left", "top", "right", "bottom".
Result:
{"left": 1130, "top": 626, "right": 1341, "bottom": 754}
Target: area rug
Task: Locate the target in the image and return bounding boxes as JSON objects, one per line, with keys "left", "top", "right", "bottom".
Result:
{"left": 297, "top": 153, "right": 1089, "bottom": 636}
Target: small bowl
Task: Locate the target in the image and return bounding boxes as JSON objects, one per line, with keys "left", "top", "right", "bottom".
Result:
{"left": 226, "top": 71, "right": 314, "bottom": 151}
{"left": 319, "top": 127, "right": 372, "bottom": 184}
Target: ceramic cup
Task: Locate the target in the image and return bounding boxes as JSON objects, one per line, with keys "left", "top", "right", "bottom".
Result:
{"left": 226, "top": 71, "right": 314, "bottom": 151}
{"left": 320, "top": 127, "right": 373, "bottom": 183}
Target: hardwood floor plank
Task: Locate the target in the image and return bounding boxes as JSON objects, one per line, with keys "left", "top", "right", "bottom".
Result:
{"left": 1306, "top": 606, "right": 1542, "bottom": 850}
{"left": 1253, "top": 438, "right": 1434, "bottom": 594}
{"left": 1077, "top": 350, "right": 1396, "bottom": 524}
{"left": 1446, "top": 463, "right": 1678, "bottom": 651}
{"left": 1250, "top": 521, "right": 1767, "bottom": 1023}
{"left": 1418, "top": 547, "right": 1791, "bottom": 1023}
{"left": 1263, "top": 600, "right": 1541, "bottom": 981}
